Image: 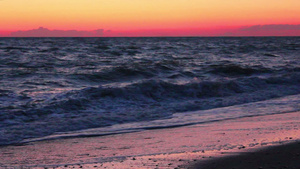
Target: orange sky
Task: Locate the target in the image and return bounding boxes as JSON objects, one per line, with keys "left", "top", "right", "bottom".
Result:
{"left": 0, "top": 0, "right": 299, "bottom": 35}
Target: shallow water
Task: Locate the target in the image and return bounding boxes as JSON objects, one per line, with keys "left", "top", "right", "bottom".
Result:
{"left": 0, "top": 37, "right": 300, "bottom": 145}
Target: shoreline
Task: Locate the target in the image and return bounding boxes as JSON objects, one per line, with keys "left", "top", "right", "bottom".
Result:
{"left": 12, "top": 92, "right": 300, "bottom": 147}
{"left": 0, "top": 111, "right": 299, "bottom": 169}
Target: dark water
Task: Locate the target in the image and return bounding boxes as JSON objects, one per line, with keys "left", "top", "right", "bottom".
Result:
{"left": 0, "top": 37, "right": 300, "bottom": 145}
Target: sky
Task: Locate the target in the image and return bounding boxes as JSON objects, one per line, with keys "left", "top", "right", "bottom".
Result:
{"left": 0, "top": 0, "right": 300, "bottom": 36}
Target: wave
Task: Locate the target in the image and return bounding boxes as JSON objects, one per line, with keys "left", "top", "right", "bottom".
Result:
{"left": 209, "top": 62, "right": 300, "bottom": 76}
{"left": 1, "top": 72, "right": 300, "bottom": 145}
{"left": 72, "top": 60, "right": 184, "bottom": 82}
{"left": 209, "top": 63, "right": 271, "bottom": 76}
{"left": 22, "top": 94, "right": 300, "bottom": 144}
{"left": 263, "top": 53, "right": 281, "bottom": 57}
{"left": 1, "top": 46, "right": 28, "bottom": 51}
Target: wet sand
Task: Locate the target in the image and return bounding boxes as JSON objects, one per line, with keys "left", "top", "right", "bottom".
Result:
{"left": 0, "top": 111, "right": 299, "bottom": 169}
{"left": 192, "top": 141, "right": 300, "bottom": 169}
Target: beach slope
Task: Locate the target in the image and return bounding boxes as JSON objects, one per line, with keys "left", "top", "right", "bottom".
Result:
{"left": 0, "top": 111, "right": 299, "bottom": 169}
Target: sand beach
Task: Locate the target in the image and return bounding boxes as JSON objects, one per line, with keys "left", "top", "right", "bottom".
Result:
{"left": 0, "top": 111, "right": 299, "bottom": 169}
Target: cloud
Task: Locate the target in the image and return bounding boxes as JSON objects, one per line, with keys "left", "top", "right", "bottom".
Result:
{"left": 10, "top": 27, "right": 105, "bottom": 37}
{"left": 225, "top": 24, "right": 300, "bottom": 36}
{"left": 239, "top": 24, "right": 300, "bottom": 31}
{"left": 8, "top": 27, "right": 230, "bottom": 37}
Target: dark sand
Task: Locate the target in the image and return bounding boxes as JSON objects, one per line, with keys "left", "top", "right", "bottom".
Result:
{"left": 192, "top": 141, "right": 300, "bottom": 169}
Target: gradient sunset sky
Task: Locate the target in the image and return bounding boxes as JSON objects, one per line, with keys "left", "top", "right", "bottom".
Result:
{"left": 1, "top": 0, "right": 300, "bottom": 36}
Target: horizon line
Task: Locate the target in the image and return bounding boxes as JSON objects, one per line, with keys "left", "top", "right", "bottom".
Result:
{"left": 1, "top": 35, "right": 300, "bottom": 38}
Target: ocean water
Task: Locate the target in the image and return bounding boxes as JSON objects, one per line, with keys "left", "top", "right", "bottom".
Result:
{"left": 0, "top": 37, "right": 300, "bottom": 145}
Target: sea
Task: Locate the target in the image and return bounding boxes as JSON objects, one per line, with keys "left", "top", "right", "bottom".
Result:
{"left": 0, "top": 37, "right": 299, "bottom": 145}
